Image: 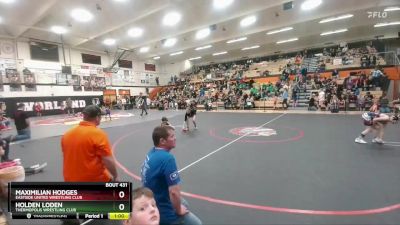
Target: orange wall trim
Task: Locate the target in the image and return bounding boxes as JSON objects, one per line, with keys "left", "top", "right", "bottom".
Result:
{"left": 247, "top": 66, "right": 400, "bottom": 84}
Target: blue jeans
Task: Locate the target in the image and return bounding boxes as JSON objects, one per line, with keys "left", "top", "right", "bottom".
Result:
{"left": 13, "top": 127, "right": 31, "bottom": 142}
{"left": 380, "top": 107, "right": 390, "bottom": 113}
{"left": 170, "top": 198, "right": 202, "bottom": 225}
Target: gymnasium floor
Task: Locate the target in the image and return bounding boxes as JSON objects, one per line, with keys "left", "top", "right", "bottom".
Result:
{"left": 4, "top": 109, "right": 400, "bottom": 225}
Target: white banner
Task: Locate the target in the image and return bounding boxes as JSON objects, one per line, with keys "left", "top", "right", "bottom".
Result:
{"left": 333, "top": 58, "right": 342, "bottom": 66}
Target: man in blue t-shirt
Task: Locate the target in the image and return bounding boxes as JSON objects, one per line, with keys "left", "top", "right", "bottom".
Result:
{"left": 141, "top": 126, "right": 202, "bottom": 225}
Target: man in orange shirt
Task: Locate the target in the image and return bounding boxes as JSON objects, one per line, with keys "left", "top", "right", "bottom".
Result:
{"left": 61, "top": 105, "right": 118, "bottom": 182}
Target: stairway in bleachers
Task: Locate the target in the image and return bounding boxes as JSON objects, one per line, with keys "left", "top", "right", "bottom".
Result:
{"left": 302, "top": 57, "right": 319, "bottom": 73}
{"left": 293, "top": 84, "right": 316, "bottom": 108}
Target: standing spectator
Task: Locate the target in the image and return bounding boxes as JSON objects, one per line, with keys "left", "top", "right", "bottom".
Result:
{"left": 34, "top": 102, "right": 42, "bottom": 117}
{"left": 281, "top": 88, "right": 289, "bottom": 109}
{"left": 141, "top": 126, "right": 202, "bottom": 225}
{"left": 65, "top": 97, "right": 74, "bottom": 116}
{"left": 139, "top": 93, "right": 148, "bottom": 116}
{"left": 155, "top": 76, "right": 160, "bottom": 86}
{"left": 61, "top": 105, "right": 118, "bottom": 182}
{"left": 121, "top": 97, "right": 127, "bottom": 110}
{"left": 370, "top": 54, "right": 377, "bottom": 66}
{"left": 12, "top": 103, "right": 31, "bottom": 142}
{"left": 332, "top": 69, "right": 339, "bottom": 79}
{"left": 371, "top": 67, "right": 384, "bottom": 88}
{"left": 292, "top": 85, "right": 298, "bottom": 108}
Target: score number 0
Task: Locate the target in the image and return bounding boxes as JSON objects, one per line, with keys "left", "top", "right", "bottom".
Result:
{"left": 118, "top": 191, "right": 125, "bottom": 210}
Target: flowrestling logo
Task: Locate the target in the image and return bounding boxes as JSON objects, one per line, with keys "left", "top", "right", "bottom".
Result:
{"left": 229, "top": 127, "right": 277, "bottom": 137}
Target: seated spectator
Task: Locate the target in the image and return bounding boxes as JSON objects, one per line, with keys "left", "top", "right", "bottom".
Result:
{"left": 361, "top": 54, "right": 369, "bottom": 67}
{"left": 318, "top": 89, "right": 326, "bottom": 110}
{"left": 362, "top": 92, "right": 372, "bottom": 108}
{"left": 308, "top": 94, "right": 318, "bottom": 111}
{"left": 0, "top": 114, "right": 11, "bottom": 131}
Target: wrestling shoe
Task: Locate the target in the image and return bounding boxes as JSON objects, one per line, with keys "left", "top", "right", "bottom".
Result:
{"left": 355, "top": 137, "right": 367, "bottom": 144}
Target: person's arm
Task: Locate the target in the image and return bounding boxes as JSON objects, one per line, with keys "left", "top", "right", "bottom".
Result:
{"left": 102, "top": 156, "right": 118, "bottom": 181}
{"left": 168, "top": 184, "right": 188, "bottom": 216}
{"left": 391, "top": 99, "right": 400, "bottom": 105}
{"left": 24, "top": 112, "right": 30, "bottom": 127}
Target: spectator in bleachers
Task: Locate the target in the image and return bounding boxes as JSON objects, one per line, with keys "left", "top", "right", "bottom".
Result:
{"left": 370, "top": 54, "right": 377, "bottom": 67}
{"left": 363, "top": 91, "right": 374, "bottom": 110}
{"left": 282, "top": 88, "right": 289, "bottom": 109}
{"left": 318, "top": 89, "right": 326, "bottom": 110}
{"left": 308, "top": 94, "right": 317, "bottom": 111}
{"left": 370, "top": 67, "right": 384, "bottom": 88}
{"left": 332, "top": 69, "right": 339, "bottom": 79}
{"left": 329, "top": 94, "right": 340, "bottom": 113}
{"left": 292, "top": 84, "right": 299, "bottom": 108}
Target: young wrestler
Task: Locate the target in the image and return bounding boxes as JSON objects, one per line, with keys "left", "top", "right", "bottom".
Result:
{"left": 161, "top": 117, "right": 172, "bottom": 128}
{"left": 355, "top": 99, "right": 396, "bottom": 144}
{"left": 182, "top": 101, "right": 197, "bottom": 132}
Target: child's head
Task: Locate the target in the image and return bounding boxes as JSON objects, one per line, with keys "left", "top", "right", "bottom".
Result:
{"left": 161, "top": 117, "right": 168, "bottom": 122}
{"left": 124, "top": 187, "right": 159, "bottom": 225}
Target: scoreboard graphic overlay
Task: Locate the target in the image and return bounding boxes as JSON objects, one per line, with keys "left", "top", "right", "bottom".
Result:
{"left": 9, "top": 182, "right": 131, "bottom": 220}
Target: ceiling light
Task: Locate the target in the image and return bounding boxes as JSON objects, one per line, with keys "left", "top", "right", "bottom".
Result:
{"left": 266, "top": 27, "right": 293, "bottom": 35}
{"left": 226, "top": 37, "right": 247, "bottom": 43}
{"left": 70, "top": 8, "right": 93, "bottom": 22}
{"left": 162, "top": 12, "right": 181, "bottom": 26}
{"left": 374, "top": 21, "right": 400, "bottom": 27}
{"left": 384, "top": 6, "right": 400, "bottom": 11}
{"left": 170, "top": 51, "right": 183, "bottom": 56}
{"left": 242, "top": 45, "right": 260, "bottom": 50}
{"left": 213, "top": 51, "right": 227, "bottom": 56}
{"left": 139, "top": 47, "right": 149, "bottom": 53}
{"left": 113, "top": 0, "right": 128, "bottom": 2}
{"left": 50, "top": 26, "right": 67, "bottom": 34}
{"left": 153, "top": 56, "right": 160, "bottom": 60}
{"left": 301, "top": 0, "right": 322, "bottom": 10}
{"left": 320, "top": 29, "right": 348, "bottom": 36}
{"left": 319, "top": 14, "right": 353, "bottom": 23}
{"left": 195, "top": 28, "right": 211, "bottom": 39}
{"left": 195, "top": 45, "right": 212, "bottom": 50}
{"left": 0, "top": 0, "right": 15, "bottom": 4}
{"left": 240, "top": 15, "right": 256, "bottom": 27}
{"left": 103, "top": 38, "right": 116, "bottom": 45}
{"left": 163, "top": 38, "right": 177, "bottom": 47}
{"left": 128, "top": 28, "right": 143, "bottom": 37}
{"left": 188, "top": 56, "right": 202, "bottom": 60}
{"left": 276, "top": 38, "right": 298, "bottom": 44}
{"left": 213, "top": 0, "right": 234, "bottom": 9}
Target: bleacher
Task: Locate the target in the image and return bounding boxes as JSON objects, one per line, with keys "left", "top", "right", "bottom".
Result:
{"left": 245, "top": 59, "right": 289, "bottom": 77}
{"left": 254, "top": 99, "right": 284, "bottom": 109}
